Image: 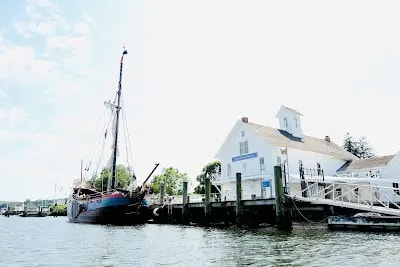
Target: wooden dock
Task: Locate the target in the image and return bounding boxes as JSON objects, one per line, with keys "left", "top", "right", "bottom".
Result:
{"left": 150, "top": 166, "right": 393, "bottom": 229}
{"left": 152, "top": 167, "right": 293, "bottom": 230}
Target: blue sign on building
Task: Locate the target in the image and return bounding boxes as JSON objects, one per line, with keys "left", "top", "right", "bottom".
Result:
{"left": 232, "top": 152, "right": 258, "bottom": 162}
{"left": 262, "top": 180, "right": 270, "bottom": 188}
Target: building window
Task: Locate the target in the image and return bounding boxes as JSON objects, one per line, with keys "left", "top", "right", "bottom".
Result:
{"left": 227, "top": 164, "right": 231, "bottom": 177}
{"left": 240, "top": 141, "right": 248, "bottom": 155}
{"left": 393, "top": 183, "right": 400, "bottom": 195}
{"left": 260, "top": 157, "right": 265, "bottom": 172}
{"left": 244, "top": 140, "right": 248, "bottom": 154}
{"left": 277, "top": 156, "right": 281, "bottom": 165}
{"left": 241, "top": 131, "right": 245, "bottom": 137}
{"left": 283, "top": 117, "right": 288, "bottom": 128}
{"left": 294, "top": 117, "right": 298, "bottom": 128}
{"left": 242, "top": 163, "right": 247, "bottom": 173}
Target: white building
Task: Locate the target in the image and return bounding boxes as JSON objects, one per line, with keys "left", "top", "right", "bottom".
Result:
{"left": 214, "top": 105, "right": 359, "bottom": 201}
{"left": 337, "top": 153, "right": 400, "bottom": 179}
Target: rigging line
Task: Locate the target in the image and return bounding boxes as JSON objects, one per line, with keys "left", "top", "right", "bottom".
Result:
{"left": 121, "top": 94, "right": 135, "bottom": 176}
{"left": 123, "top": 121, "right": 131, "bottom": 172}
{"left": 87, "top": 103, "right": 113, "bottom": 176}
{"left": 121, "top": 95, "right": 133, "bottom": 172}
{"left": 118, "top": 95, "right": 133, "bottom": 189}
{"left": 119, "top": 94, "right": 130, "bottom": 169}
{"left": 290, "top": 197, "right": 329, "bottom": 224}
{"left": 94, "top": 132, "right": 107, "bottom": 177}
{"left": 86, "top": 92, "right": 117, "bottom": 175}
{"left": 85, "top": 103, "right": 110, "bottom": 174}
{"left": 93, "top": 82, "right": 126, "bottom": 188}
{"left": 94, "top": 100, "right": 116, "bottom": 177}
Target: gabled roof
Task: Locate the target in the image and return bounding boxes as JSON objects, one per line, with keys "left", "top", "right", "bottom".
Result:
{"left": 337, "top": 155, "right": 395, "bottom": 173}
{"left": 247, "top": 122, "right": 358, "bottom": 161}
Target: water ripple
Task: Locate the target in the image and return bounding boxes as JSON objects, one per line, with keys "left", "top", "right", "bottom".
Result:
{"left": 1, "top": 217, "right": 400, "bottom": 266}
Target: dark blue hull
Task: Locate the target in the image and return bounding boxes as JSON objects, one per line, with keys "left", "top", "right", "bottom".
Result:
{"left": 67, "top": 193, "right": 150, "bottom": 225}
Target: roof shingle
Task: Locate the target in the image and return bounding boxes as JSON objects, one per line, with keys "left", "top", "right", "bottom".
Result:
{"left": 247, "top": 122, "right": 358, "bottom": 161}
{"left": 337, "top": 155, "right": 395, "bottom": 173}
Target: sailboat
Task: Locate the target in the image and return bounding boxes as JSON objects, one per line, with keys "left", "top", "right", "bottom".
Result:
{"left": 67, "top": 49, "right": 159, "bottom": 224}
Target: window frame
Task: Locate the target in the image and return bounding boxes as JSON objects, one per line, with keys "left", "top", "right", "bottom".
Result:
{"left": 244, "top": 140, "right": 248, "bottom": 154}
{"left": 259, "top": 157, "right": 265, "bottom": 172}
{"left": 283, "top": 117, "right": 288, "bottom": 128}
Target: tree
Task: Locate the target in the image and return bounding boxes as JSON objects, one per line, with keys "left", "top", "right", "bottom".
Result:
{"left": 343, "top": 133, "right": 375, "bottom": 159}
{"left": 356, "top": 136, "right": 375, "bottom": 159}
{"left": 150, "top": 167, "right": 188, "bottom": 195}
{"left": 88, "top": 165, "right": 132, "bottom": 192}
{"left": 343, "top": 132, "right": 357, "bottom": 156}
{"left": 194, "top": 160, "right": 221, "bottom": 194}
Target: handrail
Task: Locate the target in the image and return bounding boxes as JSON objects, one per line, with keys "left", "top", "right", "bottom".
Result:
{"left": 289, "top": 177, "right": 400, "bottom": 213}
{"left": 151, "top": 193, "right": 222, "bottom": 205}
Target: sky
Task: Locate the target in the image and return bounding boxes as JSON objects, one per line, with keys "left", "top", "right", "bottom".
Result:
{"left": 1, "top": 0, "right": 400, "bottom": 201}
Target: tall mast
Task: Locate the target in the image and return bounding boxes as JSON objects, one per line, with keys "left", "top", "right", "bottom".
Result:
{"left": 110, "top": 49, "right": 128, "bottom": 190}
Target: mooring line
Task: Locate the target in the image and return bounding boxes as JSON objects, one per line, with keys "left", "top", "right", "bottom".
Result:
{"left": 290, "top": 197, "right": 330, "bottom": 224}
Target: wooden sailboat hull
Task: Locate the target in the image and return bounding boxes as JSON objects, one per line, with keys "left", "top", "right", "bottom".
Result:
{"left": 67, "top": 192, "right": 150, "bottom": 225}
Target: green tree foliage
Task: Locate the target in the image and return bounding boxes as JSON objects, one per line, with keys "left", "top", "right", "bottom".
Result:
{"left": 194, "top": 160, "right": 221, "bottom": 194}
{"left": 150, "top": 167, "right": 188, "bottom": 195}
{"left": 356, "top": 136, "right": 375, "bottom": 159}
{"left": 343, "top": 132, "right": 356, "bottom": 156}
{"left": 88, "top": 165, "right": 132, "bottom": 191}
{"left": 343, "top": 133, "right": 375, "bottom": 159}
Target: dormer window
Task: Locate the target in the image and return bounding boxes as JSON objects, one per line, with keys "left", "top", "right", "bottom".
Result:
{"left": 275, "top": 106, "right": 304, "bottom": 139}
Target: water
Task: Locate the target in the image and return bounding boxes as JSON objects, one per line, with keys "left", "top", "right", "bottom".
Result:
{"left": 1, "top": 216, "right": 399, "bottom": 267}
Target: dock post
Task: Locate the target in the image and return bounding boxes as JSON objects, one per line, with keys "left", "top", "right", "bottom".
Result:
{"left": 182, "top": 181, "right": 188, "bottom": 223}
{"left": 160, "top": 185, "right": 165, "bottom": 205}
{"left": 236, "top": 173, "right": 242, "bottom": 226}
{"left": 274, "top": 165, "right": 292, "bottom": 231}
{"left": 204, "top": 177, "right": 211, "bottom": 224}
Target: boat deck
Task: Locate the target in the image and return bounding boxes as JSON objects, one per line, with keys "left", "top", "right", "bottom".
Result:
{"left": 328, "top": 214, "right": 400, "bottom": 232}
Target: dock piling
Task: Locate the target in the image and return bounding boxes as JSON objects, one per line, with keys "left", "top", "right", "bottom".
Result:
{"left": 204, "top": 177, "right": 211, "bottom": 224}
{"left": 274, "top": 165, "right": 292, "bottom": 231}
{"left": 236, "top": 173, "right": 242, "bottom": 226}
{"left": 182, "top": 181, "right": 188, "bottom": 223}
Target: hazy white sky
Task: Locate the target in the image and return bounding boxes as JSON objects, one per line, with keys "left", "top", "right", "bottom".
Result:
{"left": 1, "top": 0, "right": 400, "bottom": 201}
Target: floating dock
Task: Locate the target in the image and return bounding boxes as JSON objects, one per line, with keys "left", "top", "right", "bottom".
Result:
{"left": 328, "top": 213, "right": 400, "bottom": 232}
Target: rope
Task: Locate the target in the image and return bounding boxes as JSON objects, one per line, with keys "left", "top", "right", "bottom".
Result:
{"left": 120, "top": 95, "right": 131, "bottom": 170}
{"left": 84, "top": 102, "right": 108, "bottom": 177}
{"left": 290, "top": 196, "right": 330, "bottom": 224}
{"left": 86, "top": 94, "right": 117, "bottom": 179}
{"left": 121, "top": 94, "right": 136, "bottom": 182}
{"left": 94, "top": 95, "right": 117, "bottom": 180}
{"left": 121, "top": 94, "right": 135, "bottom": 172}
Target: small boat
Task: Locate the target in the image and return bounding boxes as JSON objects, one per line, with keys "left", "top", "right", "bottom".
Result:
{"left": 19, "top": 206, "right": 51, "bottom": 217}
{"left": 1, "top": 207, "right": 10, "bottom": 217}
{"left": 328, "top": 212, "right": 400, "bottom": 232}
{"left": 67, "top": 49, "right": 159, "bottom": 225}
